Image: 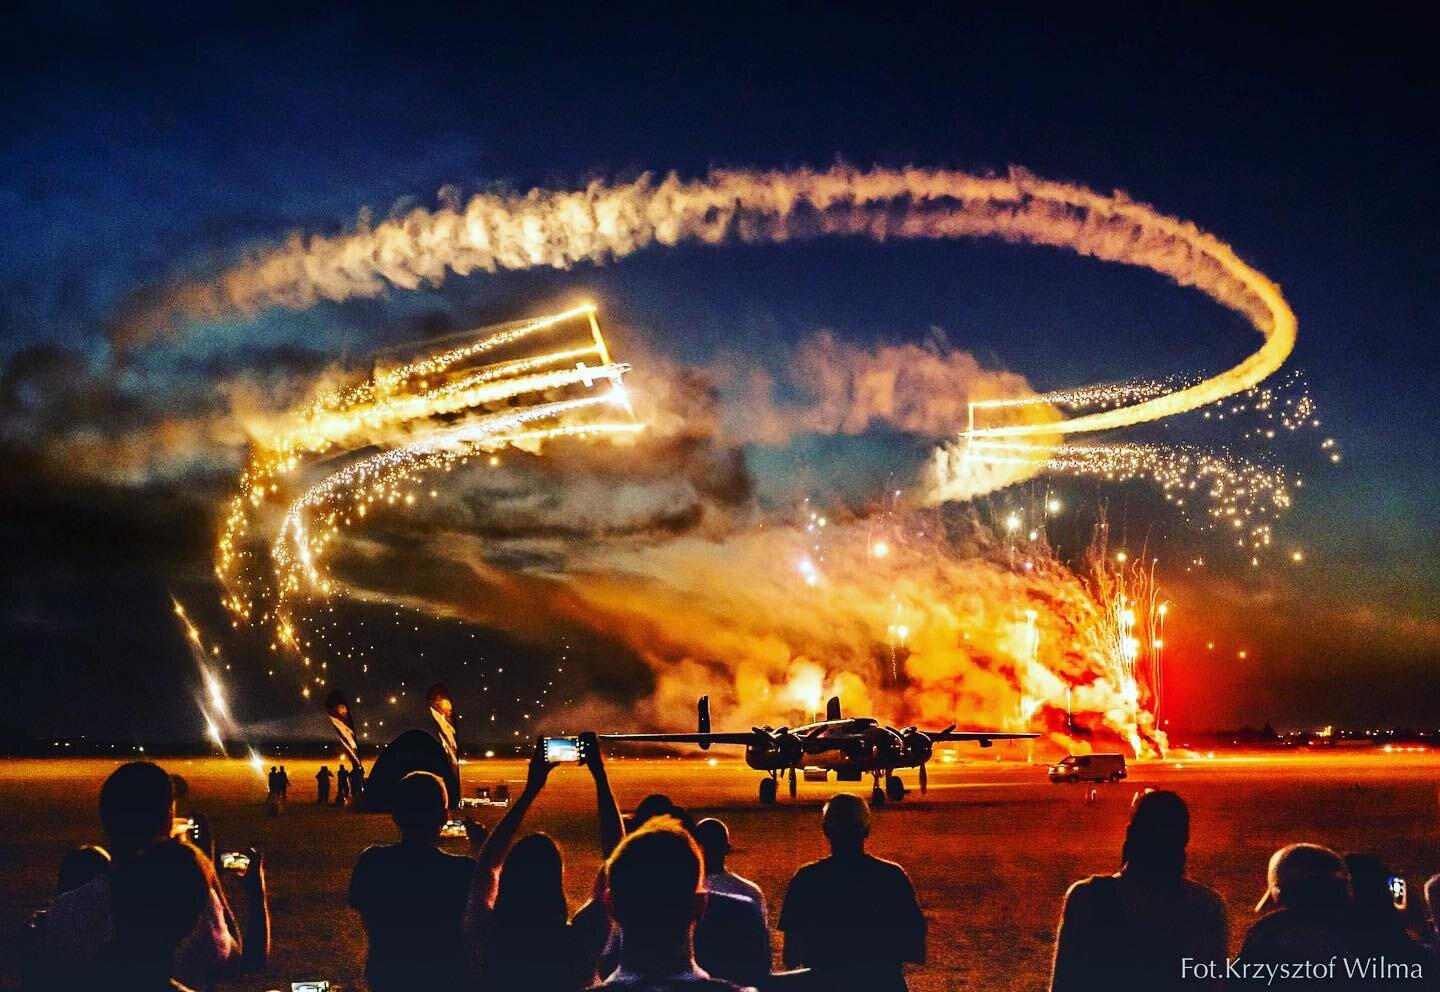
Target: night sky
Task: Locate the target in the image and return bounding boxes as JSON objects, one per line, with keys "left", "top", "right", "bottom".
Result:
{"left": 1, "top": 3, "right": 1436, "bottom": 741}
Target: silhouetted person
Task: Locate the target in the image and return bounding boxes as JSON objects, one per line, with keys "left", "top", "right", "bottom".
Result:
{"left": 1240, "top": 843, "right": 1352, "bottom": 969}
{"left": 265, "top": 767, "right": 279, "bottom": 817}
{"left": 276, "top": 766, "right": 289, "bottom": 811}
{"left": 335, "top": 764, "right": 350, "bottom": 806}
{"left": 780, "top": 794, "right": 924, "bottom": 992}
{"left": 1343, "top": 853, "right": 1435, "bottom": 979}
{"left": 596, "top": 818, "right": 753, "bottom": 991}
{"left": 465, "top": 734, "right": 620, "bottom": 990}
{"left": 1051, "top": 789, "right": 1226, "bottom": 992}
{"left": 97, "top": 840, "right": 211, "bottom": 991}
{"left": 58, "top": 846, "right": 111, "bottom": 895}
{"left": 695, "top": 818, "right": 767, "bottom": 919}
{"left": 38, "top": 761, "right": 268, "bottom": 991}
{"left": 581, "top": 795, "right": 770, "bottom": 986}
{"left": 315, "top": 766, "right": 332, "bottom": 805}
{"left": 348, "top": 771, "right": 475, "bottom": 991}
{"left": 350, "top": 761, "right": 364, "bottom": 801}
{"left": 1426, "top": 874, "right": 1440, "bottom": 950}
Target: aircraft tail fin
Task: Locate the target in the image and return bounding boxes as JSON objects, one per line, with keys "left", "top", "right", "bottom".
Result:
{"left": 826, "top": 695, "right": 841, "bottom": 721}
{"left": 698, "top": 695, "right": 712, "bottom": 750}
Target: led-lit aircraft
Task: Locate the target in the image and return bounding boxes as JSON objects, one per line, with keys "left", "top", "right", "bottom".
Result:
{"left": 602, "top": 695, "right": 1038, "bottom": 805}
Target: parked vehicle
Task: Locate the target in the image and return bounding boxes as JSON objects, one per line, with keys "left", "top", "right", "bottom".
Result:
{"left": 1048, "top": 752, "right": 1127, "bottom": 783}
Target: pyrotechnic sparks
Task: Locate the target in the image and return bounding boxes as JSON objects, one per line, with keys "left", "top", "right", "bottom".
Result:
{"left": 216, "top": 307, "right": 640, "bottom": 687}
{"left": 960, "top": 371, "right": 1334, "bottom": 564}
{"left": 159, "top": 162, "right": 1324, "bottom": 746}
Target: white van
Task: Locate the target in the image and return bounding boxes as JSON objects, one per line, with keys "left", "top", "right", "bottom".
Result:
{"left": 1048, "top": 752, "right": 1127, "bottom": 783}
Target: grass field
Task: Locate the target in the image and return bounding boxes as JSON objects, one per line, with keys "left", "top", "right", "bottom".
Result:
{"left": 4, "top": 751, "right": 1439, "bottom": 991}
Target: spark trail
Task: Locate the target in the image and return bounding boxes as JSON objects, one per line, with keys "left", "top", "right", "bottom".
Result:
{"left": 217, "top": 306, "right": 639, "bottom": 683}
{"left": 138, "top": 165, "right": 1296, "bottom": 448}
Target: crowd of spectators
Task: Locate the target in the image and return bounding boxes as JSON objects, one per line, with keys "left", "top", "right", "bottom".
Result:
{"left": 21, "top": 746, "right": 1440, "bottom": 991}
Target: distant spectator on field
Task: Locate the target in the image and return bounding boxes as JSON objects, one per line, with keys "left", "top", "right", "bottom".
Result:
{"left": 315, "top": 765, "right": 332, "bottom": 805}
{"left": 1240, "top": 843, "right": 1352, "bottom": 969}
{"left": 39, "top": 761, "right": 269, "bottom": 990}
{"left": 335, "top": 764, "right": 350, "bottom": 806}
{"left": 596, "top": 818, "right": 753, "bottom": 992}
{"left": 350, "top": 761, "right": 365, "bottom": 801}
{"left": 1342, "top": 853, "right": 1435, "bottom": 971}
{"left": 580, "top": 795, "right": 770, "bottom": 986}
{"left": 695, "top": 818, "right": 767, "bottom": 921}
{"left": 348, "top": 771, "right": 476, "bottom": 992}
{"left": 57, "top": 846, "right": 111, "bottom": 895}
{"left": 1051, "top": 789, "right": 1225, "bottom": 992}
{"left": 464, "top": 732, "right": 621, "bottom": 991}
{"left": 780, "top": 793, "right": 925, "bottom": 992}
{"left": 276, "top": 767, "right": 290, "bottom": 810}
{"left": 265, "top": 767, "right": 279, "bottom": 817}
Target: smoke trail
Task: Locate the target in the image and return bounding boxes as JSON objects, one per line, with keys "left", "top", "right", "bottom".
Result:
{"left": 125, "top": 164, "right": 1295, "bottom": 447}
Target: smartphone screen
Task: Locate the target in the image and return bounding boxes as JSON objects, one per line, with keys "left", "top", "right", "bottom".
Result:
{"left": 1389, "top": 875, "right": 1407, "bottom": 911}
{"left": 292, "top": 983, "right": 330, "bottom": 992}
{"left": 543, "top": 736, "right": 582, "bottom": 764}
{"left": 220, "top": 852, "right": 250, "bottom": 874}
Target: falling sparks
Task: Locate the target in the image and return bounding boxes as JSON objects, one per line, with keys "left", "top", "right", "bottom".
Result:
{"left": 215, "top": 307, "right": 640, "bottom": 693}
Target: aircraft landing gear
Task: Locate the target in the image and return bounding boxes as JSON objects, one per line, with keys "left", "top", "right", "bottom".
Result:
{"left": 788, "top": 766, "right": 798, "bottom": 798}
{"left": 871, "top": 769, "right": 905, "bottom": 806}
{"left": 759, "top": 774, "right": 778, "bottom": 804}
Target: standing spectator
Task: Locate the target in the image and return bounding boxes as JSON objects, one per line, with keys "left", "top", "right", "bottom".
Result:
{"left": 1425, "top": 874, "right": 1440, "bottom": 950}
{"left": 779, "top": 794, "right": 925, "bottom": 992}
{"left": 1240, "top": 843, "right": 1352, "bottom": 969}
{"left": 335, "top": 764, "right": 351, "bottom": 807}
{"left": 1051, "top": 790, "right": 1226, "bottom": 992}
{"left": 315, "top": 766, "right": 332, "bottom": 806}
{"left": 581, "top": 797, "right": 770, "bottom": 986}
{"left": 464, "top": 732, "right": 621, "bottom": 991}
{"left": 350, "top": 761, "right": 365, "bottom": 804}
{"left": 37, "top": 761, "right": 269, "bottom": 990}
{"left": 694, "top": 818, "right": 767, "bottom": 920}
{"left": 348, "top": 771, "right": 477, "bottom": 992}
{"left": 276, "top": 767, "right": 290, "bottom": 812}
{"left": 594, "top": 818, "right": 753, "bottom": 991}
{"left": 1342, "top": 853, "right": 1435, "bottom": 972}
{"left": 265, "top": 767, "right": 279, "bottom": 817}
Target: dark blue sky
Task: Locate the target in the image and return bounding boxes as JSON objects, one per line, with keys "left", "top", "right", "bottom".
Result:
{"left": 1, "top": 2, "right": 1436, "bottom": 737}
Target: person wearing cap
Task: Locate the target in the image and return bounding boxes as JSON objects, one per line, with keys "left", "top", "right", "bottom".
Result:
{"left": 778, "top": 793, "right": 925, "bottom": 992}
{"left": 1051, "top": 790, "right": 1226, "bottom": 992}
{"left": 1239, "top": 842, "right": 1353, "bottom": 968}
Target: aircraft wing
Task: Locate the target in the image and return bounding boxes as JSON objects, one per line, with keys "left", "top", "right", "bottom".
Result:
{"left": 929, "top": 730, "right": 1040, "bottom": 742}
{"left": 599, "top": 732, "right": 760, "bottom": 746}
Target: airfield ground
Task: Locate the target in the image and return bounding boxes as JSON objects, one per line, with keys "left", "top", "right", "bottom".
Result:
{"left": 3, "top": 750, "right": 1439, "bottom": 991}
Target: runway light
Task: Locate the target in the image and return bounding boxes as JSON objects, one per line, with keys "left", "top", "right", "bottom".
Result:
{"left": 707, "top": 757, "right": 718, "bottom": 767}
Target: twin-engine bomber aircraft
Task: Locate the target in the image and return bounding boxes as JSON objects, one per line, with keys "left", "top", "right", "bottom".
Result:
{"left": 601, "top": 695, "right": 1039, "bottom": 805}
